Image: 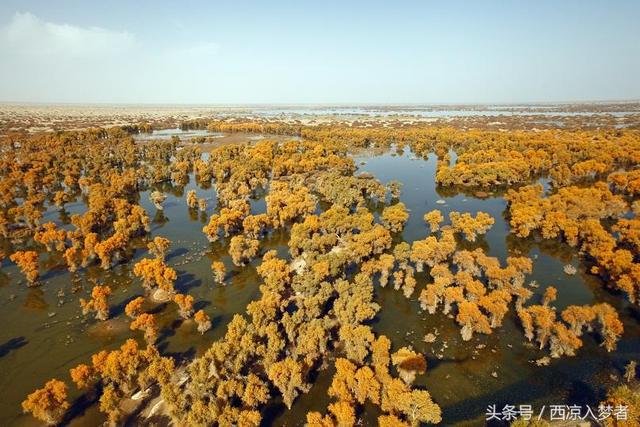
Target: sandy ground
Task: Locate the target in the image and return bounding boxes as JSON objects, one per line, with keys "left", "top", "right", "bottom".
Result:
{"left": 1, "top": 102, "right": 639, "bottom": 134}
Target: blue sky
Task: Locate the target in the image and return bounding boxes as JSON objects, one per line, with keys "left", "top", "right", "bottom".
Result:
{"left": 0, "top": 0, "right": 638, "bottom": 104}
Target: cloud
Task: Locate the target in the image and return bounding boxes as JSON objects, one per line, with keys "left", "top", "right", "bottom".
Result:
{"left": 1, "top": 11, "right": 135, "bottom": 57}
{"left": 0, "top": 12, "right": 224, "bottom": 102}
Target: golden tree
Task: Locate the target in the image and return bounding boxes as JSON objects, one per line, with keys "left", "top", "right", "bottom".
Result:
{"left": 229, "top": 235, "right": 260, "bottom": 266}
{"left": 542, "top": 286, "right": 557, "bottom": 306}
{"left": 10, "top": 250, "right": 39, "bottom": 285}
{"left": 243, "top": 214, "right": 272, "bottom": 239}
{"left": 133, "top": 257, "right": 177, "bottom": 294}
{"left": 560, "top": 305, "right": 595, "bottom": 336}
{"left": 266, "top": 181, "right": 317, "bottom": 227}
{"left": 211, "top": 260, "right": 226, "bottom": 284}
{"left": 267, "top": 357, "right": 310, "bottom": 409}
{"left": 423, "top": 210, "right": 443, "bottom": 233}
{"left": 124, "top": 296, "right": 145, "bottom": 319}
{"left": 148, "top": 236, "right": 171, "bottom": 260}
{"left": 69, "top": 364, "right": 96, "bottom": 390}
{"left": 382, "top": 202, "right": 409, "bottom": 233}
{"left": 194, "top": 310, "right": 212, "bottom": 334}
{"left": 391, "top": 347, "right": 427, "bottom": 385}
{"left": 99, "top": 383, "right": 123, "bottom": 424}
{"left": 173, "top": 293, "right": 195, "bottom": 319}
{"left": 34, "top": 222, "right": 67, "bottom": 252}
{"left": 186, "top": 189, "right": 198, "bottom": 209}
{"left": 593, "top": 303, "right": 624, "bottom": 352}
{"left": 94, "top": 232, "right": 128, "bottom": 269}
{"left": 130, "top": 313, "right": 159, "bottom": 345}
{"left": 202, "top": 206, "right": 245, "bottom": 242}
{"left": 80, "top": 285, "right": 112, "bottom": 321}
{"left": 21, "top": 379, "right": 69, "bottom": 425}
{"left": 456, "top": 301, "right": 492, "bottom": 341}
{"left": 449, "top": 211, "right": 494, "bottom": 242}
{"left": 150, "top": 190, "right": 167, "bottom": 210}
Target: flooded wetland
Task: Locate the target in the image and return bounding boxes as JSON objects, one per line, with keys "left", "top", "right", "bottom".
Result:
{"left": 1, "top": 107, "right": 640, "bottom": 427}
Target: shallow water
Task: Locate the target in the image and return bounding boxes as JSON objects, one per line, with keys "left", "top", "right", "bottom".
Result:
{"left": 0, "top": 140, "right": 638, "bottom": 426}
{"left": 133, "top": 128, "right": 224, "bottom": 141}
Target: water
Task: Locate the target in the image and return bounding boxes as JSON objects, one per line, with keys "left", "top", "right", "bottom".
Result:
{"left": 133, "top": 128, "right": 224, "bottom": 141}
{"left": 1, "top": 143, "right": 638, "bottom": 426}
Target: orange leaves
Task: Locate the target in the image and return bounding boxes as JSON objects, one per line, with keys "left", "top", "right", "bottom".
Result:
{"left": 542, "top": 286, "right": 557, "bottom": 306}
{"left": 327, "top": 401, "right": 356, "bottom": 426}
{"left": 333, "top": 277, "right": 380, "bottom": 325}
{"left": 560, "top": 305, "right": 596, "bottom": 336}
{"left": 436, "top": 145, "right": 534, "bottom": 188}
{"left": 242, "top": 213, "right": 272, "bottom": 239}
{"left": 389, "top": 387, "right": 442, "bottom": 425}
{"left": 194, "top": 309, "right": 211, "bottom": 334}
{"left": 517, "top": 299, "right": 623, "bottom": 357}
{"left": 80, "top": 285, "right": 112, "bottom": 321}
{"left": 9, "top": 250, "right": 39, "bottom": 284}
{"left": 21, "top": 378, "right": 69, "bottom": 425}
{"left": 549, "top": 323, "right": 583, "bottom": 358}
{"left": 506, "top": 182, "right": 627, "bottom": 242}
{"left": 34, "top": 222, "right": 67, "bottom": 252}
{"left": 391, "top": 347, "right": 427, "bottom": 385}
{"left": 211, "top": 260, "right": 226, "bottom": 284}
{"left": 186, "top": 189, "right": 198, "bottom": 209}
{"left": 593, "top": 303, "right": 624, "bottom": 352}
{"left": 202, "top": 206, "right": 244, "bottom": 242}
{"left": 478, "top": 289, "right": 512, "bottom": 328}
{"left": 229, "top": 235, "right": 260, "bottom": 266}
{"left": 173, "top": 293, "right": 194, "bottom": 319}
{"left": 338, "top": 324, "right": 375, "bottom": 364}
{"left": 132, "top": 257, "right": 177, "bottom": 294}
{"left": 256, "top": 250, "right": 291, "bottom": 291}
{"left": 94, "top": 232, "right": 128, "bottom": 269}
{"left": 69, "top": 364, "right": 96, "bottom": 390}
{"left": 328, "top": 358, "right": 358, "bottom": 402}
{"left": 149, "top": 190, "right": 167, "bottom": 210}
{"left": 423, "top": 210, "right": 443, "bottom": 233}
{"left": 130, "top": 313, "right": 158, "bottom": 345}
{"left": 382, "top": 202, "right": 409, "bottom": 233}
{"left": 456, "top": 300, "right": 492, "bottom": 341}
{"left": 449, "top": 211, "right": 494, "bottom": 242}
{"left": 504, "top": 184, "right": 545, "bottom": 238}
{"left": 63, "top": 246, "right": 82, "bottom": 273}
{"left": 266, "top": 357, "right": 309, "bottom": 409}
{"left": 347, "top": 223, "right": 392, "bottom": 261}
{"left": 608, "top": 169, "right": 640, "bottom": 196}
{"left": 147, "top": 236, "right": 171, "bottom": 261}
{"left": 124, "top": 296, "right": 145, "bottom": 319}
{"left": 571, "top": 159, "right": 610, "bottom": 179}
{"left": 410, "top": 229, "right": 456, "bottom": 272}
{"left": 353, "top": 366, "right": 382, "bottom": 405}
{"left": 613, "top": 218, "right": 640, "bottom": 253}
{"left": 197, "top": 197, "right": 207, "bottom": 212}
{"left": 266, "top": 180, "right": 317, "bottom": 228}
{"left": 518, "top": 304, "right": 556, "bottom": 349}
{"left": 328, "top": 358, "right": 381, "bottom": 409}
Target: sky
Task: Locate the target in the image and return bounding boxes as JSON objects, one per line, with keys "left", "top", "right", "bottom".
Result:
{"left": 0, "top": 0, "right": 638, "bottom": 104}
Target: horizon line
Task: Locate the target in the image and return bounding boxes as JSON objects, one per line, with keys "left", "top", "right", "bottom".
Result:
{"left": 1, "top": 99, "right": 639, "bottom": 108}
